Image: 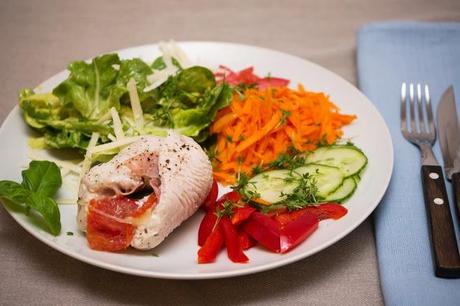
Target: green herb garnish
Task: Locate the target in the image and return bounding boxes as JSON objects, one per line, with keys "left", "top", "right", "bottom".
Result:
{"left": 279, "top": 172, "right": 318, "bottom": 211}
{"left": 215, "top": 200, "right": 234, "bottom": 218}
{"left": 268, "top": 153, "right": 306, "bottom": 170}
{"left": 0, "top": 160, "right": 62, "bottom": 235}
{"left": 232, "top": 173, "right": 260, "bottom": 202}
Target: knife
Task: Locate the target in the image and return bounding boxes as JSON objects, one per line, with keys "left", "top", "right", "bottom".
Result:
{"left": 432, "top": 85, "right": 460, "bottom": 278}
{"left": 437, "top": 86, "right": 460, "bottom": 223}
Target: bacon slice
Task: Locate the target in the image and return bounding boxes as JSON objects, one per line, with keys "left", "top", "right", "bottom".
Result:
{"left": 87, "top": 194, "right": 157, "bottom": 251}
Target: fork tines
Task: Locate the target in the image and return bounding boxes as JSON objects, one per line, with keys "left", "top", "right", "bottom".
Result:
{"left": 401, "top": 82, "right": 435, "bottom": 141}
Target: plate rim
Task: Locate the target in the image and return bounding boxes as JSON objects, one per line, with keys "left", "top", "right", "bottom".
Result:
{"left": 0, "top": 41, "right": 394, "bottom": 279}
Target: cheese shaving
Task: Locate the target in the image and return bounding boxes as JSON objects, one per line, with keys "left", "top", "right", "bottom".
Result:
{"left": 81, "top": 132, "right": 100, "bottom": 178}
{"left": 127, "top": 78, "right": 144, "bottom": 131}
{"left": 110, "top": 107, "right": 124, "bottom": 140}
{"left": 107, "top": 133, "right": 117, "bottom": 142}
{"left": 88, "top": 136, "right": 141, "bottom": 154}
{"left": 56, "top": 198, "right": 78, "bottom": 205}
{"left": 159, "top": 40, "right": 192, "bottom": 68}
{"left": 143, "top": 41, "right": 192, "bottom": 92}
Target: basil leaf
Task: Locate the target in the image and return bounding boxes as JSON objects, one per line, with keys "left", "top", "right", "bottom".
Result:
{"left": 0, "top": 180, "right": 30, "bottom": 205}
{"left": 25, "top": 193, "right": 61, "bottom": 235}
{"left": 21, "top": 160, "right": 62, "bottom": 197}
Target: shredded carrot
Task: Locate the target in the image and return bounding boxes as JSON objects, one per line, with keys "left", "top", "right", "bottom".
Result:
{"left": 211, "top": 85, "right": 356, "bottom": 185}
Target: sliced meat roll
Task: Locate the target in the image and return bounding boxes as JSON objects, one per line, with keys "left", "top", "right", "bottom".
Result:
{"left": 78, "top": 131, "right": 213, "bottom": 251}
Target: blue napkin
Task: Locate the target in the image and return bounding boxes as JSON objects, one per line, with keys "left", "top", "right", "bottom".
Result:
{"left": 357, "top": 22, "right": 460, "bottom": 305}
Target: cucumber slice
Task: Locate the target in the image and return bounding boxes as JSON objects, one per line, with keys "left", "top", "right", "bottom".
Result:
{"left": 295, "top": 164, "right": 344, "bottom": 198}
{"left": 323, "top": 177, "right": 357, "bottom": 203}
{"left": 246, "top": 164, "right": 344, "bottom": 203}
{"left": 305, "top": 145, "right": 367, "bottom": 177}
{"left": 246, "top": 169, "right": 298, "bottom": 203}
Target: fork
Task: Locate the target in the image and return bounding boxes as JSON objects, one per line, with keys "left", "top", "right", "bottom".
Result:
{"left": 401, "top": 82, "right": 460, "bottom": 278}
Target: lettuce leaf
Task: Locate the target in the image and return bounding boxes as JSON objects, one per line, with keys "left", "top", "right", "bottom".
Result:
{"left": 53, "top": 54, "right": 122, "bottom": 120}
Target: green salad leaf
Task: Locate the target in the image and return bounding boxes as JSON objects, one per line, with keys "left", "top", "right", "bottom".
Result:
{"left": 0, "top": 160, "right": 62, "bottom": 236}
{"left": 19, "top": 88, "right": 111, "bottom": 150}
{"left": 53, "top": 54, "right": 122, "bottom": 120}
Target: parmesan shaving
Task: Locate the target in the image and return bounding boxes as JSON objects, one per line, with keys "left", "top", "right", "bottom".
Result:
{"left": 89, "top": 136, "right": 141, "bottom": 154}
{"left": 81, "top": 132, "right": 100, "bottom": 178}
{"left": 97, "top": 111, "right": 112, "bottom": 123}
{"left": 143, "top": 40, "right": 192, "bottom": 92}
{"left": 110, "top": 107, "right": 124, "bottom": 140}
{"left": 107, "top": 133, "right": 117, "bottom": 142}
{"left": 159, "top": 40, "right": 192, "bottom": 68}
{"left": 127, "top": 78, "right": 144, "bottom": 131}
{"left": 144, "top": 65, "right": 178, "bottom": 91}
{"left": 56, "top": 198, "right": 78, "bottom": 205}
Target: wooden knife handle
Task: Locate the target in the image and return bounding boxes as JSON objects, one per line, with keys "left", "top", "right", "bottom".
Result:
{"left": 453, "top": 172, "right": 460, "bottom": 223}
{"left": 421, "top": 165, "right": 460, "bottom": 278}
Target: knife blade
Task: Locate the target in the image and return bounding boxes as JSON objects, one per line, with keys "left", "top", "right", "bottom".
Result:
{"left": 437, "top": 85, "right": 460, "bottom": 224}
{"left": 437, "top": 86, "right": 460, "bottom": 178}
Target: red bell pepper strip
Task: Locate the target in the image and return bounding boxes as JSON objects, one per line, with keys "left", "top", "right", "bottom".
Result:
{"left": 243, "top": 212, "right": 282, "bottom": 253}
{"left": 256, "top": 77, "right": 290, "bottom": 90}
{"left": 198, "top": 211, "right": 218, "bottom": 246}
{"left": 221, "top": 217, "right": 248, "bottom": 263}
{"left": 306, "top": 203, "right": 348, "bottom": 220}
{"left": 274, "top": 203, "right": 348, "bottom": 224}
{"left": 198, "top": 223, "right": 224, "bottom": 264}
{"left": 244, "top": 211, "right": 319, "bottom": 253}
{"left": 217, "top": 191, "right": 241, "bottom": 205}
{"left": 202, "top": 179, "right": 218, "bottom": 211}
{"left": 215, "top": 65, "right": 290, "bottom": 89}
{"left": 278, "top": 211, "right": 318, "bottom": 253}
{"left": 238, "top": 230, "right": 256, "bottom": 250}
{"left": 231, "top": 206, "right": 256, "bottom": 225}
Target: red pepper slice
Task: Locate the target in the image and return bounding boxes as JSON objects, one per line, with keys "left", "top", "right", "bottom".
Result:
{"left": 256, "top": 77, "right": 290, "bottom": 89}
{"left": 243, "top": 212, "right": 282, "bottom": 253}
{"left": 274, "top": 203, "right": 348, "bottom": 224}
{"left": 307, "top": 203, "right": 348, "bottom": 220}
{"left": 231, "top": 206, "right": 256, "bottom": 225}
{"left": 244, "top": 211, "right": 319, "bottom": 253}
{"left": 238, "top": 230, "right": 255, "bottom": 250}
{"left": 198, "top": 222, "right": 224, "bottom": 264}
{"left": 279, "top": 211, "right": 318, "bottom": 253}
{"left": 202, "top": 179, "right": 218, "bottom": 211}
{"left": 221, "top": 217, "right": 248, "bottom": 263}
{"left": 198, "top": 211, "right": 218, "bottom": 246}
{"left": 217, "top": 191, "right": 241, "bottom": 206}
{"left": 214, "top": 65, "right": 290, "bottom": 89}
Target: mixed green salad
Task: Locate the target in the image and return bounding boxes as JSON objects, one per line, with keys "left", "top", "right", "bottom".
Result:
{"left": 20, "top": 52, "right": 232, "bottom": 153}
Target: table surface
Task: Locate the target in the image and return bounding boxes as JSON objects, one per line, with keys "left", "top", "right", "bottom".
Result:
{"left": 1, "top": 1, "right": 459, "bottom": 305}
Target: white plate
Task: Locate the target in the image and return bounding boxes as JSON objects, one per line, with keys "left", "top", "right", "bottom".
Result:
{"left": 0, "top": 42, "right": 393, "bottom": 279}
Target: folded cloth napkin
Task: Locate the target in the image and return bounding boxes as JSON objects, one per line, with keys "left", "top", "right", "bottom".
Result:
{"left": 357, "top": 22, "right": 460, "bottom": 305}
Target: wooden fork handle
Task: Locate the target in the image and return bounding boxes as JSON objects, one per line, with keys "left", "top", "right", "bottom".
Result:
{"left": 421, "top": 165, "right": 460, "bottom": 278}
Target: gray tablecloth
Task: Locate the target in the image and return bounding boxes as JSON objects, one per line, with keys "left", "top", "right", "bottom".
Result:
{"left": 1, "top": 1, "right": 459, "bottom": 305}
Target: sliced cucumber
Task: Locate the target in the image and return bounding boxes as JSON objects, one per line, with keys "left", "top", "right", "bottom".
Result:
{"left": 295, "top": 164, "right": 344, "bottom": 198}
{"left": 246, "top": 169, "right": 298, "bottom": 203}
{"left": 304, "top": 145, "right": 367, "bottom": 177}
{"left": 323, "top": 177, "right": 357, "bottom": 203}
{"left": 246, "top": 164, "right": 344, "bottom": 203}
